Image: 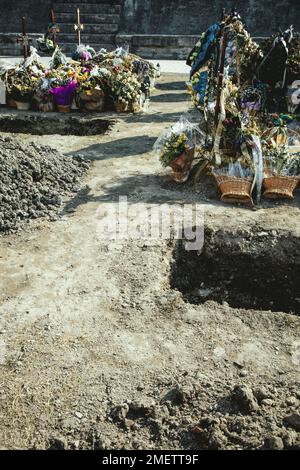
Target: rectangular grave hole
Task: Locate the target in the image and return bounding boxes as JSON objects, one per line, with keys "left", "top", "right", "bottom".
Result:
{"left": 0, "top": 114, "right": 113, "bottom": 136}
{"left": 171, "top": 228, "right": 300, "bottom": 315}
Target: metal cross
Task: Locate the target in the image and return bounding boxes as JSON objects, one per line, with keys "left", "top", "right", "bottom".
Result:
{"left": 16, "top": 17, "right": 32, "bottom": 60}
{"left": 74, "top": 8, "right": 84, "bottom": 46}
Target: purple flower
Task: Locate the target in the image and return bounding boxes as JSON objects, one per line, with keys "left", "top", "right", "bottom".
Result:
{"left": 241, "top": 100, "right": 261, "bottom": 111}
{"left": 50, "top": 80, "right": 77, "bottom": 105}
{"left": 81, "top": 51, "right": 92, "bottom": 62}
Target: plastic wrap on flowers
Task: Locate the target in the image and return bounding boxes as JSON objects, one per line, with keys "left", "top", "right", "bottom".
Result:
{"left": 72, "top": 44, "right": 97, "bottom": 62}
{"left": 23, "top": 47, "right": 42, "bottom": 68}
{"left": 34, "top": 77, "right": 54, "bottom": 112}
{"left": 262, "top": 143, "right": 300, "bottom": 199}
{"left": 50, "top": 47, "right": 68, "bottom": 69}
{"left": 154, "top": 116, "right": 204, "bottom": 183}
{"left": 0, "top": 57, "right": 45, "bottom": 104}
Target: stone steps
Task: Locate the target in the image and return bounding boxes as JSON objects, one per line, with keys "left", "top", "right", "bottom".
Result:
{"left": 62, "top": 42, "right": 115, "bottom": 53}
{"left": 53, "top": 1, "right": 123, "bottom": 52}
{"left": 54, "top": 0, "right": 123, "bottom": 4}
{"left": 54, "top": 0, "right": 122, "bottom": 3}
{"left": 58, "top": 13, "right": 120, "bottom": 25}
{"left": 59, "top": 33, "right": 116, "bottom": 43}
{"left": 58, "top": 15, "right": 119, "bottom": 30}
{"left": 59, "top": 23, "right": 118, "bottom": 34}
{"left": 54, "top": 3, "right": 122, "bottom": 14}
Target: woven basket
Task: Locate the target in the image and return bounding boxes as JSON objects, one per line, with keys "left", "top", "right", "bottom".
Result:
{"left": 263, "top": 174, "right": 300, "bottom": 199}
{"left": 79, "top": 90, "right": 105, "bottom": 113}
{"left": 114, "top": 100, "right": 129, "bottom": 113}
{"left": 57, "top": 104, "right": 71, "bottom": 113}
{"left": 213, "top": 174, "right": 253, "bottom": 204}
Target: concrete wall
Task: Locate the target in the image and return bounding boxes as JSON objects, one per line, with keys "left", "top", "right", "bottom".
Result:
{"left": 0, "top": 0, "right": 52, "bottom": 34}
{"left": 120, "top": 0, "right": 300, "bottom": 36}
{"left": 0, "top": 0, "right": 299, "bottom": 36}
{"left": 0, "top": 0, "right": 299, "bottom": 58}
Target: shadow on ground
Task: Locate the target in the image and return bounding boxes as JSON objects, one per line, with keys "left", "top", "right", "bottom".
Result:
{"left": 150, "top": 92, "right": 190, "bottom": 103}
{"left": 124, "top": 111, "right": 189, "bottom": 124}
{"left": 156, "top": 81, "right": 188, "bottom": 91}
{"left": 61, "top": 170, "right": 300, "bottom": 216}
{"left": 68, "top": 135, "right": 157, "bottom": 160}
{"left": 60, "top": 171, "right": 227, "bottom": 216}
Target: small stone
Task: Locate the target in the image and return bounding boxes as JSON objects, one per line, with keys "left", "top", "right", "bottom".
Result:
{"left": 94, "top": 436, "right": 111, "bottom": 450}
{"left": 112, "top": 403, "right": 129, "bottom": 420}
{"left": 283, "top": 413, "right": 300, "bottom": 432}
{"left": 233, "top": 360, "right": 244, "bottom": 369}
{"left": 75, "top": 411, "right": 83, "bottom": 419}
{"left": 282, "top": 431, "right": 297, "bottom": 448}
{"left": 261, "top": 399, "right": 274, "bottom": 406}
{"left": 286, "top": 396, "right": 298, "bottom": 406}
{"left": 264, "top": 436, "right": 284, "bottom": 450}
{"left": 198, "top": 287, "right": 213, "bottom": 298}
{"left": 231, "top": 385, "right": 259, "bottom": 413}
{"left": 48, "top": 436, "right": 67, "bottom": 450}
{"left": 239, "top": 370, "right": 248, "bottom": 378}
{"left": 254, "top": 387, "right": 270, "bottom": 403}
{"left": 124, "top": 419, "right": 135, "bottom": 429}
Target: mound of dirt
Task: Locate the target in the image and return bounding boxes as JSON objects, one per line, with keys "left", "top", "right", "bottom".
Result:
{"left": 42, "top": 373, "right": 300, "bottom": 451}
{"left": 0, "top": 136, "right": 90, "bottom": 233}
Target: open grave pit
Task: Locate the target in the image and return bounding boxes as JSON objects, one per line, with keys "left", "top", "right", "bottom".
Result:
{"left": 0, "top": 109, "right": 115, "bottom": 136}
{"left": 172, "top": 225, "right": 300, "bottom": 315}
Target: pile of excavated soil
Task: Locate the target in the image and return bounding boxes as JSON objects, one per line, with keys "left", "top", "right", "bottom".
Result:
{"left": 0, "top": 136, "right": 90, "bottom": 233}
{"left": 102, "top": 376, "right": 300, "bottom": 451}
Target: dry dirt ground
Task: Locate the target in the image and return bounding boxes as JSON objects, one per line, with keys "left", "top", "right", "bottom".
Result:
{"left": 0, "top": 73, "right": 299, "bottom": 450}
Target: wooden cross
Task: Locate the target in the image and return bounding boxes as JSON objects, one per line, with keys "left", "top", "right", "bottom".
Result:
{"left": 74, "top": 8, "right": 84, "bottom": 46}
{"left": 48, "top": 9, "right": 60, "bottom": 47}
{"left": 17, "top": 17, "right": 32, "bottom": 60}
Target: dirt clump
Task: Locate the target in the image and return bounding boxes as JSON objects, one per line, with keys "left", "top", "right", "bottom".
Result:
{"left": 0, "top": 136, "right": 90, "bottom": 234}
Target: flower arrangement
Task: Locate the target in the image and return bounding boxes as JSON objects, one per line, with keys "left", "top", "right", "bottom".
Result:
{"left": 263, "top": 145, "right": 290, "bottom": 175}
{"left": 1, "top": 46, "right": 157, "bottom": 114}
{"left": 73, "top": 66, "right": 105, "bottom": 95}
{"left": 230, "top": 20, "right": 262, "bottom": 84}
{"left": 50, "top": 47, "right": 68, "bottom": 69}
{"left": 1, "top": 65, "right": 41, "bottom": 102}
{"left": 281, "top": 152, "right": 300, "bottom": 176}
{"left": 72, "top": 45, "right": 96, "bottom": 63}
{"left": 109, "top": 70, "right": 141, "bottom": 109}
{"left": 74, "top": 66, "right": 107, "bottom": 112}
{"left": 240, "top": 87, "right": 262, "bottom": 112}
{"left": 50, "top": 80, "right": 77, "bottom": 106}
{"left": 159, "top": 133, "right": 191, "bottom": 167}
{"left": 33, "top": 77, "right": 54, "bottom": 111}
